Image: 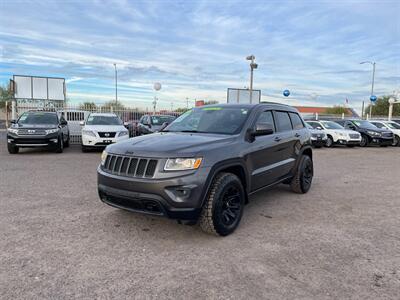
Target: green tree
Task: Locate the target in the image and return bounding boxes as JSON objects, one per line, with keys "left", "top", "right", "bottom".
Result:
{"left": 102, "top": 100, "right": 126, "bottom": 111}
{"left": 79, "top": 102, "right": 97, "bottom": 110}
{"left": 204, "top": 100, "right": 219, "bottom": 105}
{"left": 174, "top": 107, "right": 189, "bottom": 113}
{"left": 325, "top": 105, "right": 350, "bottom": 115}
{"left": 365, "top": 95, "right": 400, "bottom": 117}
{"left": 0, "top": 85, "right": 12, "bottom": 109}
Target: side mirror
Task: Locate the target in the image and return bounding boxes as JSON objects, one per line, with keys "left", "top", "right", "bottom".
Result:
{"left": 316, "top": 126, "right": 323, "bottom": 130}
{"left": 252, "top": 122, "right": 274, "bottom": 137}
{"left": 10, "top": 120, "right": 17, "bottom": 124}
{"left": 60, "top": 120, "right": 68, "bottom": 126}
{"left": 79, "top": 121, "right": 85, "bottom": 126}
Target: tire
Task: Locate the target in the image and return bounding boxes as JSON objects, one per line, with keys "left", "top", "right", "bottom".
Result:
{"left": 199, "top": 173, "right": 245, "bottom": 236}
{"left": 360, "top": 135, "right": 369, "bottom": 147}
{"left": 64, "top": 134, "right": 70, "bottom": 147}
{"left": 290, "top": 155, "right": 313, "bottom": 194}
{"left": 8, "top": 144, "right": 19, "bottom": 154}
{"left": 325, "top": 135, "right": 333, "bottom": 148}
{"left": 55, "top": 135, "right": 64, "bottom": 153}
{"left": 392, "top": 135, "right": 400, "bottom": 147}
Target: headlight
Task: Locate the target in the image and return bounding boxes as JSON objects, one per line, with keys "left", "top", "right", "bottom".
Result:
{"left": 118, "top": 131, "right": 128, "bottom": 137}
{"left": 164, "top": 158, "right": 202, "bottom": 171}
{"left": 336, "top": 131, "right": 346, "bottom": 137}
{"left": 45, "top": 128, "right": 59, "bottom": 134}
{"left": 82, "top": 130, "right": 96, "bottom": 137}
{"left": 7, "top": 128, "right": 19, "bottom": 135}
{"left": 101, "top": 150, "right": 108, "bottom": 166}
{"left": 367, "top": 131, "right": 380, "bottom": 136}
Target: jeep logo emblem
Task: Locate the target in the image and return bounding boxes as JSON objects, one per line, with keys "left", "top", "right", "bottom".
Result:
{"left": 28, "top": 130, "right": 35, "bottom": 134}
{"left": 104, "top": 133, "right": 110, "bottom": 137}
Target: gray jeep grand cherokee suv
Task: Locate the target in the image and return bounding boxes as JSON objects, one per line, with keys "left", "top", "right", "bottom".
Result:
{"left": 97, "top": 103, "right": 313, "bottom": 236}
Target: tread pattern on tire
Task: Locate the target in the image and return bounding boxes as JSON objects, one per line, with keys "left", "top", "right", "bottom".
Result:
{"left": 290, "top": 155, "right": 312, "bottom": 194}
{"left": 199, "top": 172, "right": 240, "bottom": 236}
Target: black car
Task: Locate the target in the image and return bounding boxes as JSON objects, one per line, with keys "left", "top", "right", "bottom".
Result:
{"left": 137, "top": 114, "right": 176, "bottom": 135}
{"left": 7, "top": 111, "right": 70, "bottom": 154}
{"left": 97, "top": 103, "right": 313, "bottom": 236}
{"left": 333, "top": 119, "right": 393, "bottom": 147}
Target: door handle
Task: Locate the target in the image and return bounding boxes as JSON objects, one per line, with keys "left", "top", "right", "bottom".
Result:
{"left": 274, "top": 136, "right": 282, "bottom": 142}
{"left": 295, "top": 133, "right": 301, "bottom": 138}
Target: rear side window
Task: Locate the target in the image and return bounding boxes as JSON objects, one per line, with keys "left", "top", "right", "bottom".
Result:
{"left": 275, "top": 111, "right": 292, "bottom": 132}
{"left": 289, "top": 113, "right": 305, "bottom": 130}
{"left": 256, "top": 111, "right": 275, "bottom": 132}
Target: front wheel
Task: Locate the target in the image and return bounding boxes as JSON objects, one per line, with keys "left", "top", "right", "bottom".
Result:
{"left": 55, "top": 135, "right": 64, "bottom": 153}
{"left": 325, "top": 136, "right": 333, "bottom": 147}
{"left": 8, "top": 144, "right": 19, "bottom": 154}
{"left": 199, "top": 173, "right": 245, "bottom": 236}
{"left": 290, "top": 155, "right": 313, "bottom": 194}
{"left": 360, "top": 135, "right": 369, "bottom": 147}
{"left": 392, "top": 135, "right": 400, "bottom": 147}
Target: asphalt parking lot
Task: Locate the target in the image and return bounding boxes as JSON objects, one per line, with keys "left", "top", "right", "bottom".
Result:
{"left": 1, "top": 134, "right": 399, "bottom": 299}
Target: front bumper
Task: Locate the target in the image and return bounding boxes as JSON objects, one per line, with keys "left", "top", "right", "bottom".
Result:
{"left": 336, "top": 139, "right": 361, "bottom": 145}
{"left": 82, "top": 134, "right": 129, "bottom": 147}
{"left": 370, "top": 137, "right": 393, "bottom": 146}
{"left": 97, "top": 165, "right": 211, "bottom": 220}
{"left": 7, "top": 133, "right": 59, "bottom": 147}
{"left": 310, "top": 138, "right": 327, "bottom": 146}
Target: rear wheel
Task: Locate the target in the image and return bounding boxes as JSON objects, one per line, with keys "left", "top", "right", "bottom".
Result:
{"left": 290, "top": 155, "right": 313, "bottom": 194}
{"left": 199, "top": 173, "right": 245, "bottom": 236}
{"left": 8, "top": 144, "right": 19, "bottom": 154}
{"left": 360, "top": 135, "right": 369, "bottom": 147}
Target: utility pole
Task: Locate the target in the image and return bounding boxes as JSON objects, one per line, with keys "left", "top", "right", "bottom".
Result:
{"left": 246, "top": 55, "right": 258, "bottom": 104}
{"left": 170, "top": 102, "right": 174, "bottom": 112}
{"left": 186, "top": 97, "right": 189, "bottom": 109}
{"left": 113, "top": 63, "right": 118, "bottom": 105}
{"left": 360, "top": 61, "right": 376, "bottom": 118}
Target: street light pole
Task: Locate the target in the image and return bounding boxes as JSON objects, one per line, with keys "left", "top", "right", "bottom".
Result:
{"left": 113, "top": 63, "right": 118, "bottom": 105}
{"left": 360, "top": 61, "right": 376, "bottom": 118}
{"left": 246, "top": 55, "right": 258, "bottom": 104}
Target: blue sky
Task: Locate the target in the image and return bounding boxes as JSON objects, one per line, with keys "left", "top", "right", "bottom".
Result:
{"left": 0, "top": 0, "right": 399, "bottom": 111}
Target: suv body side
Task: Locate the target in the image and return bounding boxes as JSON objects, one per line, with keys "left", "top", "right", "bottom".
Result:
{"left": 97, "top": 103, "right": 312, "bottom": 221}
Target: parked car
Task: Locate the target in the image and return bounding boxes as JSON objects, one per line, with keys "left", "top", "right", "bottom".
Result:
{"left": 7, "top": 111, "right": 69, "bottom": 154}
{"left": 333, "top": 119, "right": 393, "bottom": 147}
{"left": 305, "top": 123, "right": 327, "bottom": 148}
{"left": 137, "top": 114, "right": 176, "bottom": 135}
{"left": 370, "top": 120, "right": 400, "bottom": 146}
{"left": 306, "top": 120, "right": 361, "bottom": 147}
{"left": 97, "top": 103, "right": 313, "bottom": 236}
{"left": 80, "top": 113, "right": 129, "bottom": 152}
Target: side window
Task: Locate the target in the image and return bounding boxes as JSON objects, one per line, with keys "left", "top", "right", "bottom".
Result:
{"left": 256, "top": 111, "right": 275, "bottom": 132}
{"left": 289, "top": 113, "right": 305, "bottom": 130}
{"left": 374, "top": 123, "right": 384, "bottom": 128}
{"left": 275, "top": 111, "right": 292, "bottom": 132}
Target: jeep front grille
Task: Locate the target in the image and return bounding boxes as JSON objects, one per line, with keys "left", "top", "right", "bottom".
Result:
{"left": 103, "top": 154, "right": 158, "bottom": 178}
{"left": 98, "top": 132, "right": 116, "bottom": 138}
{"left": 17, "top": 129, "right": 47, "bottom": 135}
{"left": 349, "top": 133, "right": 360, "bottom": 139}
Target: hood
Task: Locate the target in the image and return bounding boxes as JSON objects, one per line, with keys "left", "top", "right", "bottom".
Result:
{"left": 106, "top": 132, "right": 236, "bottom": 157}
{"left": 326, "top": 128, "right": 359, "bottom": 135}
{"left": 359, "top": 126, "right": 391, "bottom": 133}
{"left": 308, "top": 128, "right": 325, "bottom": 134}
{"left": 83, "top": 125, "right": 127, "bottom": 132}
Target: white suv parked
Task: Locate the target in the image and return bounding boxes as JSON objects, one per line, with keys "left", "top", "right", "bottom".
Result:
{"left": 80, "top": 113, "right": 129, "bottom": 152}
{"left": 370, "top": 120, "right": 400, "bottom": 146}
{"left": 306, "top": 120, "right": 361, "bottom": 147}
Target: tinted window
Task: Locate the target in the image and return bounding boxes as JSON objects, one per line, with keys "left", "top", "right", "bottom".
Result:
{"left": 151, "top": 115, "right": 176, "bottom": 125}
{"left": 18, "top": 112, "right": 58, "bottom": 125}
{"left": 371, "top": 122, "right": 384, "bottom": 129}
{"left": 86, "top": 115, "right": 122, "bottom": 125}
{"left": 307, "top": 122, "right": 320, "bottom": 129}
{"left": 275, "top": 111, "right": 292, "bottom": 132}
{"left": 289, "top": 113, "right": 304, "bottom": 130}
{"left": 166, "top": 106, "right": 250, "bottom": 135}
{"left": 256, "top": 111, "right": 275, "bottom": 132}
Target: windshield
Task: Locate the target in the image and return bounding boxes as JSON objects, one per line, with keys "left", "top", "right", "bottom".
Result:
{"left": 165, "top": 106, "right": 250, "bottom": 134}
{"left": 306, "top": 123, "right": 313, "bottom": 129}
{"left": 18, "top": 112, "right": 58, "bottom": 125}
{"left": 320, "top": 121, "right": 344, "bottom": 129}
{"left": 352, "top": 120, "right": 377, "bottom": 129}
{"left": 385, "top": 122, "right": 400, "bottom": 129}
{"left": 151, "top": 115, "right": 175, "bottom": 125}
{"left": 86, "top": 115, "right": 122, "bottom": 125}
